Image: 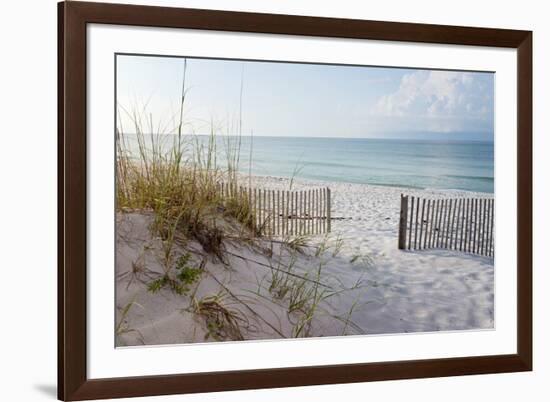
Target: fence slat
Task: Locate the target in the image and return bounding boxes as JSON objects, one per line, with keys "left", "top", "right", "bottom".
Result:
{"left": 272, "top": 189, "right": 276, "bottom": 236}
{"left": 489, "top": 199, "right": 494, "bottom": 257}
{"left": 472, "top": 198, "right": 477, "bottom": 253}
{"left": 291, "top": 191, "right": 295, "bottom": 235}
{"left": 482, "top": 199, "right": 491, "bottom": 255}
{"left": 323, "top": 188, "right": 327, "bottom": 233}
{"left": 485, "top": 199, "right": 488, "bottom": 255}
{"left": 449, "top": 199, "right": 456, "bottom": 249}
{"left": 257, "top": 188, "right": 262, "bottom": 232}
{"left": 310, "top": 189, "right": 314, "bottom": 235}
{"left": 460, "top": 199, "right": 465, "bottom": 251}
{"left": 474, "top": 199, "right": 479, "bottom": 254}
{"left": 480, "top": 199, "right": 486, "bottom": 255}
{"left": 269, "top": 189, "right": 273, "bottom": 236}
{"left": 312, "top": 189, "right": 315, "bottom": 234}
{"left": 485, "top": 199, "right": 491, "bottom": 256}
{"left": 468, "top": 198, "right": 473, "bottom": 252}
{"left": 451, "top": 199, "right": 457, "bottom": 250}
{"left": 447, "top": 199, "right": 453, "bottom": 248}
{"left": 408, "top": 196, "right": 414, "bottom": 250}
{"left": 266, "top": 189, "right": 271, "bottom": 236}
{"left": 248, "top": 186, "right": 252, "bottom": 220}
{"left": 254, "top": 188, "right": 260, "bottom": 233}
{"left": 438, "top": 199, "right": 445, "bottom": 248}
{"left": 430, "top": 200, "right": 438, "bottom": 248}
{"left": 312, "top": 189, "right": 316, "bottom": 234}
{"left": 483, "top": 199, "right": 488, "bottom": 255}
{"left": 465, "top": 199, "right": 470, "bottom": 252}
{"left": 457, "top": 198, "right": 466, "bottom": 251}
{"left": 302, "top": 190, "right": 306, "bottom": 235}
{"left": 426, "top": 199, "right": 433, "bottom": 249}
{"left": 296, "top": 191, "right": 300, "bottom": 236}
{"left": 292, "top": 189, "right": 296, "bottom": 235}
{"left": 481, "top": 199, "right": 485, "bottom": 255}
{"left": 419, "top": 199, "right": 426, "bottom": 249}
{"left": 285, "top": 190, "right": 289, "bottom": 236}
{"left": 274, "top": 190, "right": 278, "bottom": 236}
{"left": 398, "top": 195, "right": 408, "bottom": 250}
{"left": 265, "top": 189, "right": 269, "bottom": 235}
{"left": 326, "top": 188, "right": 329, "bottom": 233}
{"left": 436, "top": 199, "right": 443, "bottom": 248}
{"left": 439, "top": 200, "right": 447, "bottom": 247}
{"left": 288, "top": 190, "right": 292, "bottom": 235}
{"left": 296, "top": 190, "right": 300, "bottom": 235}
{"left": 311, "top": 189, "right": 314, "bottom": 234}
{"left": 327, "top": 188, "right": 332, "bottom": 233}
{"left": 478, "top": 199, "right": 483, "bottom": 255}
{"left": 255, "top": 188, "right": 259, "bottom": 230}
{"left": 459, "top": 199, "right": 465, "bottom": 251}
{"left": 299, "top": 191, "right": 303, "bottom": 235}
{"left": 446, "top": 199, "right": 452, "bottom": 248}
{"left": 306, "top": 190, "right": 310, "bottom": 234}
{"left": 475, "top": 199, "right": 480, "bottom": 254}
{"left": 413, "top": 197, "right": 419, "bottom": 249}
{"left": 259, "top": 188, "right": 263, "bottom": 234}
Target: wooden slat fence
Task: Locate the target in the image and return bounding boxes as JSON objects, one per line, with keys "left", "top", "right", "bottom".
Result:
{"left": 217, "top": 182, "right": 331, "bottom": 236}
{"left": 398, "top": 194, "right": 494, "bottom": 257}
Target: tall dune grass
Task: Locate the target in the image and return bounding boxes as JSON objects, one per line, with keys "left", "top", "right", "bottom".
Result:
{"left": 116, "top": 58, "right": 258, "bottom": 274}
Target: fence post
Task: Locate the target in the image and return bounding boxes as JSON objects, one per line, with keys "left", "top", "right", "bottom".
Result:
{"left": 398, "top": 194, "right": 408, "bottom": 249}
{"left": 397, "top": 194, "right": 409, "bottom": 250}
{"left": 327, "top": 187, "right": 331, "bottom": 233}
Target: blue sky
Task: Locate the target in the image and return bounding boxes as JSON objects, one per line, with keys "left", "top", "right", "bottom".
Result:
{"left": 116, "top": 55, "right": 494, "bottom": 141}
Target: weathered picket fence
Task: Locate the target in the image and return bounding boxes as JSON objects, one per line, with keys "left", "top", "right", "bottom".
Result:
{"left": 218, "top": 182, "right": 331, "bottom": 236}
{"left": 398, "top": 194, "right": 494, "bottom": 257}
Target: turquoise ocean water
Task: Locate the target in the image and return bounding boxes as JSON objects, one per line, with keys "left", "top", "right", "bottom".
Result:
{"left": 122, "top": 135, "right": 494, "bottom": 194}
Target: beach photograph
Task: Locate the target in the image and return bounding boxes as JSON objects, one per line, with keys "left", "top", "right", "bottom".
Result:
{"left": 115, "top": 54, "right": 495, "bottom": 346}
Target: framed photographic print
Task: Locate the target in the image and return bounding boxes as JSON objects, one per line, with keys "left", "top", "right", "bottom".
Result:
{"left": 58, "top": 1, "right": 532, "bottom": 400}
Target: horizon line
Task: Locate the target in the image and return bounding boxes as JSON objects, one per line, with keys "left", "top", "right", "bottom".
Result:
{"left": 119, "top": 132, "right": 494, "bottom": 142}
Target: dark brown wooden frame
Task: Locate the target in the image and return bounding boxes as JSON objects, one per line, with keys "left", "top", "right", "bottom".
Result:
{"left": 58, "top": 1, "right": 532, "bottom": 400}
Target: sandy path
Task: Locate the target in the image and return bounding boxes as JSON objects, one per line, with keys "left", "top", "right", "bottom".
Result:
{"left": 248, "top": 176, "right": 495, "bottom": 334}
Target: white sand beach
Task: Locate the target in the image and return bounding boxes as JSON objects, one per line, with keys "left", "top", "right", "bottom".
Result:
{"left": 116, "top": 176, "right": 494, "bottom": 346}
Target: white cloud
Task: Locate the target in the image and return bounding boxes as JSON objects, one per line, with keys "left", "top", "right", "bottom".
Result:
{"left": 374, "top": 70, "right": 493, "bottom": 133}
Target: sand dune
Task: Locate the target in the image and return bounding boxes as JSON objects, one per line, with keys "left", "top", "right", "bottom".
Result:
{"left": 116, "top": 177, "right": 494, "bottom": 347}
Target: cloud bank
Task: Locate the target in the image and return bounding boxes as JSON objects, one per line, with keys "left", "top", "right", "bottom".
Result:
{"left": 373, "top": 70, "right": 494, "bottom": 134}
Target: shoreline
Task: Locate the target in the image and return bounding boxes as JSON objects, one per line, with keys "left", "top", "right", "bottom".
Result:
{"left": 237, "top": 172, "right": 494, "bottom": 198}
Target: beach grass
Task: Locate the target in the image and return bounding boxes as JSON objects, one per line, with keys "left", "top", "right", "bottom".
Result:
{"left": 115, "top": 61, "right": 368, "bottom": 343}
